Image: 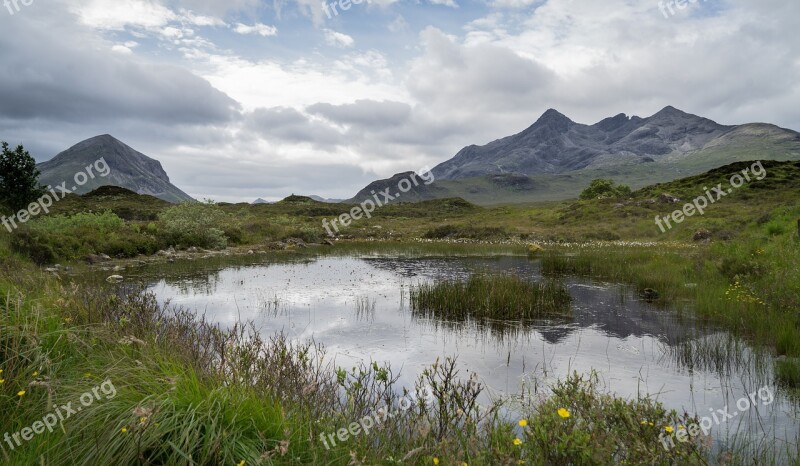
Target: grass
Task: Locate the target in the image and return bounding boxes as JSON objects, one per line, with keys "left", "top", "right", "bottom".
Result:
{"left": 1, "top": 160, "right": 799, "bottom": 463}
{"left": 410, "top": 275, "right": 572, "bottom": 322}
{"left": 0, "top": 252, "right": 719, "bottom": 464}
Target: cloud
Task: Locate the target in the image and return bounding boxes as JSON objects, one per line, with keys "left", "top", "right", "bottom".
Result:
{"left": 244, "top": 107, "right": 344, "bottom": 147}
{"left": 1, "top": 0, "right": 798, "bottom": 204}
{"left": 428, "top": 0, "right": 458, "bottom": 7}
{"left": 0, "top": 11, "right": 239, "bottom": 126}
{"left": 233, "top": 23, "right": 278, "bottom": 36}
{"left": 323, "top": 29, "right": 355, "bottom": 48}
{"left": 307, "top": 100, "right": 411, "bottom": 128}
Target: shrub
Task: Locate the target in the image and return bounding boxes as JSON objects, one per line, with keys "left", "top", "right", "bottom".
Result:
{"left": 10, "top": 211, "right": 158, "bottom": 263}
{"left": 158, "top": 202, "right": 236, "bottom": 250}
{"left": 422, "top": 224, "right": 508, "bottom": 240}
{"left": 579, "top": 179, "right": 632, "bottom": 200}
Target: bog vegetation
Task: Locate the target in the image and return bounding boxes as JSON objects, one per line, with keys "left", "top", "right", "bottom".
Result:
{"left": 0, "top": 160, "right": 799, "bottom": 464}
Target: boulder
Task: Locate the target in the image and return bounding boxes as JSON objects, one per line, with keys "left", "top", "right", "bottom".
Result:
{"left": 659, "top": 193, "right": 681, "bottom": 204}
{"left": 693, "top": 230, "right": 712, "bottom": 242}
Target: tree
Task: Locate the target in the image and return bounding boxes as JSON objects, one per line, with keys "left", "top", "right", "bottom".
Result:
{"left": 579, "top": 179, "right": 632, "bottom": 200}
{"left": 0, "top": 142, "right": 46, "bottom": 213}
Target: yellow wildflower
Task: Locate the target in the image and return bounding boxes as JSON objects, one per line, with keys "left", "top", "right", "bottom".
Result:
{"left": 557, "top": 408, "right": 571, "bottom": 419}
{"left": 433, "top": 459, "right": 440, "bottom": 465}
{"left": 17, "top": 390, "right": 25, "bottom": 397}
{"left": 32, "top": 371, "right": 39, "bottom": 377}
{"left": 121, "top": 427, "right": 128, "bottom": 434}
{"left": 518, "top": 419, "right": 528, "bottom": 427}
{"left": 237, "top": 461, "right": 245, "bottom": 466}
{"left": 665, "top": 426, "right": 674, "bottom": 433}
{"left": 513, "top": 438, "right": 523, "bottom": 446}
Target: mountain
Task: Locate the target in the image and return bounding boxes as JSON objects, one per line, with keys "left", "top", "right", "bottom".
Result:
{"left": 37, "top": 135, "right": 194, "bottom": 203}
{"left": 431, "top": 106, "right": 799, "bottom": 179}
{"left": 346, "top": 171, "right": 448, "bottom": 204}
{"left": 351, "top": 107, "right": 800, "bottom": 205}
{"left": 252, "top": 198, "right": 270, "bottom": 205}
{"left": 308, "top": 195, "right": 344, "bottom": 203}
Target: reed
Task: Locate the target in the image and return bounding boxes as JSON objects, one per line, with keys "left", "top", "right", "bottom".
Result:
{"left": 410, "top": 274, "right": 572, "bottom": 321}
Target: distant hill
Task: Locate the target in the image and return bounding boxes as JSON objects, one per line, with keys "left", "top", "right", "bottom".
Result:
{"left": 351, "top": 107, "right": 800, "bottom": 205}
{"left": 252, "top": 198, "right": 270, "bottom": 205}
{"left": 345, "top": 171, "right": 448, "bottom": 204}
{"left": 37, "top": 135, "right": 194, "bottom": 203}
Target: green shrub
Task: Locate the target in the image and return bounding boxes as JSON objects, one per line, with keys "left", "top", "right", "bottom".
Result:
{"left": 158, "top": 202, "right": 237, "bottom": 250}
{"left": 579, "top": 179, "right": 632, "bottom": 200}
{"left": 10, "top": 211, "right": 158, "bottom": 263}
{"left": 422, "top": 224, "right": 507, "bottom": 240}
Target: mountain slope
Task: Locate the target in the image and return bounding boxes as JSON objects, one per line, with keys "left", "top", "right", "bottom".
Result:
{"left": 37, "top": 135, "right": 193, "bottom": 203}
{"left": 349, "top": 107, "right": 800, "bottom": 205}
{"left": 430, "top": 106, "right": 763, "bottom": 180}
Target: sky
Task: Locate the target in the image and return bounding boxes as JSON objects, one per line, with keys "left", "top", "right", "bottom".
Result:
{"left": 0, "top": 0, "right": 798, "bottom": 202}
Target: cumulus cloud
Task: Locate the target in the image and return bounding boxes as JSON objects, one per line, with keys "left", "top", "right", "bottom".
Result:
{"left": 233, "top": 23, "right": 278, "bottom": 36}
{"left": 323, "top": 29, "right": 355, "bottom": 48}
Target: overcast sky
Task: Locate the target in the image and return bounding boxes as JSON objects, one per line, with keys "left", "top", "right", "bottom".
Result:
{"left": 0, "top": 0, "right": 797, "bottom": 201}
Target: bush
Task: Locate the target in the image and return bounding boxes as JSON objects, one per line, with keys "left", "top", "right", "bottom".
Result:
{"left": 422, "top": 224, "right": 508, "bottom": 240}
{"left": 158, "top": 202, "right": 237, "bottom": 250}
{"left": 11, "top": 211, "right": 158, "bottom": 263}
{"left": 579, "top": 179, "right": 632, "bottom": 200}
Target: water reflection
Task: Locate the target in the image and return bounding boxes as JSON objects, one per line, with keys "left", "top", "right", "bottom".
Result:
{"left": 88, "top": 252, "right": 798, "bottom": 455}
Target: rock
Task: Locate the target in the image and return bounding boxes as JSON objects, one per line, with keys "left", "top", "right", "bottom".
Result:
{"left": 44, "top": 267, "right": 59, "bottom": 273}
{"left": 84, "top": 254, "right": 102, "bottom": 264}
{"left": 693, "top": 229, "right": 712, "bottom": 241}
{"left": 323, "top": 239, "right": 335, "bottom": 246}
{"left": 248, "top": 250, "right": 255, "bottom": 255}
{"left": 659, "top": 193, "right": 681, "bottom": 204}
{"left": 285, "top": 237, "right": 308, "bottom": 248}
{"left": 641, "top": 288, "right": 659, "bottom": 301}
{"left": 613, "top": 203, "right": 625, "bottom": 209}
{"left": 527, "top": 244, "right": 544, "bottom": 256}
{"left": 106, "top": 275, "right": 124, "bottom": 283}
{"left": 187, "top": 247, "right": 198, "bottom": 253}
{"left": 113, "top": 265, "right": 124, "bottom": 272}
{"left": 99, "top": 253, "right": 112, "bottom": 261}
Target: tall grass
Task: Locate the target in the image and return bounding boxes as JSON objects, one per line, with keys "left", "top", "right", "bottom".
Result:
{"left": 410, "top": 274, "right": 572, "bottom": 321}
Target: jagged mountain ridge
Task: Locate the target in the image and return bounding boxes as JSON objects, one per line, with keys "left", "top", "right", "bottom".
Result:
{"left": 37, "top": 135, "right": 194, "bottom": 203}
{"left": 431, "top": 106, "right": 799, "bottom": 180}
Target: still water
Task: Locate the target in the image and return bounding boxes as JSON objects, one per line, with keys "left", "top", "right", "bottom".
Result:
{"left": 101, "top": 249, "right": 799, "bottom": 454}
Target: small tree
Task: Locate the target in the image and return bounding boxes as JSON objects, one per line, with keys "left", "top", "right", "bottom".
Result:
{"left": 0, "top": 142, "right": 46, "bottom": 213}
{"left": 579, "top": 179, "right": 632, "bottom": 200}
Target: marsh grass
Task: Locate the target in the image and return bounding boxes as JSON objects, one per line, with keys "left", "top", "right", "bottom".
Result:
{"left": 1, "top": 233, "right": 797, "bottom": 464}
{"left": 410, "top": 274, "right": 572, "bottom": 322}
